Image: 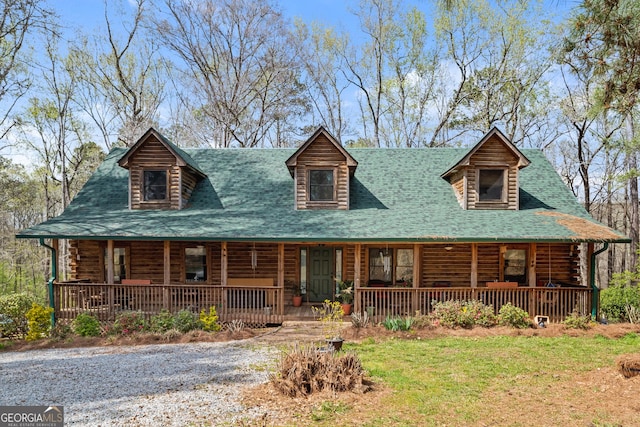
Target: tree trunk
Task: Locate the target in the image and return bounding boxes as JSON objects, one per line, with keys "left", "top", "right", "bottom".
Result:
{"left": 627, "top": 115, "right": 639, "bottom": 268}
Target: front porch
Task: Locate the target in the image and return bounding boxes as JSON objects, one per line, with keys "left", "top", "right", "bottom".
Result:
{"left": 53, "top": 282, "right": 592, "bottom": 325}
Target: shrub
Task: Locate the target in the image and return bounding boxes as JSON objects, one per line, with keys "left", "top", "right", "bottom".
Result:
{"left": 150, "top": 309, "right": 175, "bottom": 333}
{"left": 312, "top": 300, "right": 344, "bottom": 339}
{"left": 430, "top": 300, "right": 496, "bottom": 329}
{"left": 465, "top": 300, "right": 497, "bottom": 327}
{"left": 498, "top": 303, "right": 531, "bottom": 329}
{"left": 601, "top": 282, "right": 640, "bottom": 322}
{"left": 73, "top": 312, "right": 102, "bottom": 337}
{"left": 173, "top": 309, "right": 199, "bottom": 333}
{"left": 563, "top": 310, "right": 593, "bottom": 330}
{"left": 0, "top": 293, "right": 35, "bottom": 338}
{"left": 113, "top": 311, "right": 147, "bottom": 335}
{"left": 411, "top": 311, "right": 433, "bottom": 329}
{"left": 51, "top": 322, "right": 73, "bottom": 340}
{"left": 382, "top": 315, "right": 414, "bottom": 331}
{"left": 430, "top": 300, "right": 464, "bottom": 328}
{"left": 270, "top": 345, "right": 369, "bottom": 397}
{"left": 25, "top": 303, "right": 53, "bottom": 341}
{"left": 199, "top": 306, "right": 221, "bottom": 332}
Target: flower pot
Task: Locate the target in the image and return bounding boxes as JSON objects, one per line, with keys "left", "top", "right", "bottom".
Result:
{"left": 326, "top": 338, "right": 344, "bottom": 352}
{"left": 341, "top": 303, "right": 352, "bottom": 315}
{"left": 292, "top": 295, "right": 303, "bottom": 307}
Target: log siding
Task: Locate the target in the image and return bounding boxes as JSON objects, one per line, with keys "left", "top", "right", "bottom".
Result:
{"left": 294, "top": 135, "right": 349, "bottom": 210}
{"left": 466, "top": 136, "right": 520, "bottom": 210}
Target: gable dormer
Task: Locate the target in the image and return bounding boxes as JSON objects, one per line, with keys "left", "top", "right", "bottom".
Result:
{"left": 441, "top": 128, "right": 530, "bottom": 210}
{"left": 118, "top": 128, "right": 206, "bottom": 210}
{"left": 285, "top": 127, "right": 358, "bottom": 210}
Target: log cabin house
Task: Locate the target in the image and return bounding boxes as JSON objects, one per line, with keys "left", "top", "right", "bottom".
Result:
{"left": 17, "top": 126, "right": 629, "bottom": 325}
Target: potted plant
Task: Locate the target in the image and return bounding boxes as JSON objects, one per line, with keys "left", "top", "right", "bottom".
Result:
{"left": 312, "top": 299, "right": 345, "bottom": 351}
{"left": 335, "top": 279, "right": 354, "bottom": 315}
{"left": 291, "top": 282, "right": 303, "bottom": 307}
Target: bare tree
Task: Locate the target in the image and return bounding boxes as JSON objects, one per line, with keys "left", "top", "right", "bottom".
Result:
{"left": 437, "top": 0, "right": 560, "bottom": 147}
{"left": 0, "top": 0, "right": 53, "bottom": 145}
{"left": 70, "top": 0, "right": 165, "bottom": 148}
{"left": 17, "top": 36, "right": 89, "bottom": 216}
{"left": 294, "top": 21, "right": 353, "bottom": 144}
{"left": 153, "top": 0, "right": 306, "bottom": 148}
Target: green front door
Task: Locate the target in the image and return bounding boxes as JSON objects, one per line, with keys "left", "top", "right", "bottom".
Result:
{"left": 309, "top": 247, "right": 334, "bottom": 302}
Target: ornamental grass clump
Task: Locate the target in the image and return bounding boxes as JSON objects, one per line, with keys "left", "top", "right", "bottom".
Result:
{"left": 382, "top": 315, "right": 414, "bottom": 331}
{"left": 617, "top": 354, "right": 640, "bottom": 378}
{"left": 350, "top": 311, "right": 370, "bottom": 329}
{"left": 270, "top": 345, "right": 370, "bottom": 397}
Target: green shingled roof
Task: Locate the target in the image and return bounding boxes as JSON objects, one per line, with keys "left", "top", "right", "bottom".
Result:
{"left": 17, "top": 146, "right": 629, "bottom": 243}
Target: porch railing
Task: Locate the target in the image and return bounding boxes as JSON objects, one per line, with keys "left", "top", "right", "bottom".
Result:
{"left": 355, "top": 287, "right": 592, "bottom": 324}
{"left": 54, "top": 283, "right": 592, "bottom": 326}
{"left": 53, "top": 282, "right": 284, "bottom": 326}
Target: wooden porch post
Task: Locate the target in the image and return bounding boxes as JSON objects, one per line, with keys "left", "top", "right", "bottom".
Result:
{"left": 163, "top": 241, "right": 171, "bottom": 285}
{"left": 278, "top": 243, "right": 284, "bottom": 315}
{"left": 528, "top": 242, "right": 537, "bottom": 315}
{"left": 499, "top": 244, "right": 506, "bottom": 282}
{"left": 528, "top": 243, "right": 537, "bottom": 287}
{"left": 221, "top": 242, "right": 228, "bottom": 286}
{"left": 471, "top": 243, "right": 478, "bottom": 288}
{"left": 107, "top": 240, "right": 114, "bottom": 285}
{"left": 413, "top": 244, "right": 421, "bottom": 288}
{"left": 221, "top": 242, "right": 228, "bottom": 315}
{"left": 163, "top": 241, "right": 170, "bottom": 310}
{"left": 354, "top": 243, "right": 361, "bottom": 313}
{"left": 413, "top": 244, "right": 421, "bottom": 314}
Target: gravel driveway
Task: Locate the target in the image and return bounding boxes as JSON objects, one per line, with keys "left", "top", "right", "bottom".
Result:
{"left": 0, "top": 341, "right": 277, "bottom": 426}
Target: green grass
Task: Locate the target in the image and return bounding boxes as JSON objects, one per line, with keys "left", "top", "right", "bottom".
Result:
{"left": 337, "top": 333, "right": 640, "bottom": 426}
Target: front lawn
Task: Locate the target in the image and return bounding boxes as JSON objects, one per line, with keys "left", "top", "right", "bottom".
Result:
{"left": 249, "top": 331, "right": 640, "bottom": 426}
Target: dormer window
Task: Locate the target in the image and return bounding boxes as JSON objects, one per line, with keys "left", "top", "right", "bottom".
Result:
{"left": 117, "top": 128, "right": 206, "bottom": 210}
{"left": 285, "top": 127, "right": 358, "bottom": 210}
{"left": 309, "top": 169, "right": 335, "bottom": 202}
{"left": 441, "top": 128, "right": 530, "bottom": 210}
{"left": 143, "top": 170, "right": 168, "bottom": 201}
{"left": 478, "top": 169, "right": 505, "bottom": 202}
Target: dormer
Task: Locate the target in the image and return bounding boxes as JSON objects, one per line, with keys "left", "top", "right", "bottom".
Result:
{"left": 285, "top": 127, "right": 358, "bottom": 210}
{"left": 441, "top": 127, "right": 530, "bottom": 210}
{"left": 118, "top": 128, "right": 206, "bottom": 210}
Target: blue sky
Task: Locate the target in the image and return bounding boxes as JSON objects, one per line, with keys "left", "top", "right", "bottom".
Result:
{"left": 55, "top": 0, "right": 363, "bottom": 35}
{"left": 54, "top": 0, "right": 576, "bottom": 34}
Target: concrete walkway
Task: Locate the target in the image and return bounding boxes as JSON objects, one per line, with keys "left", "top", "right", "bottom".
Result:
{"left": 252, "top": 320, "right": 348, "bottom": 345}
